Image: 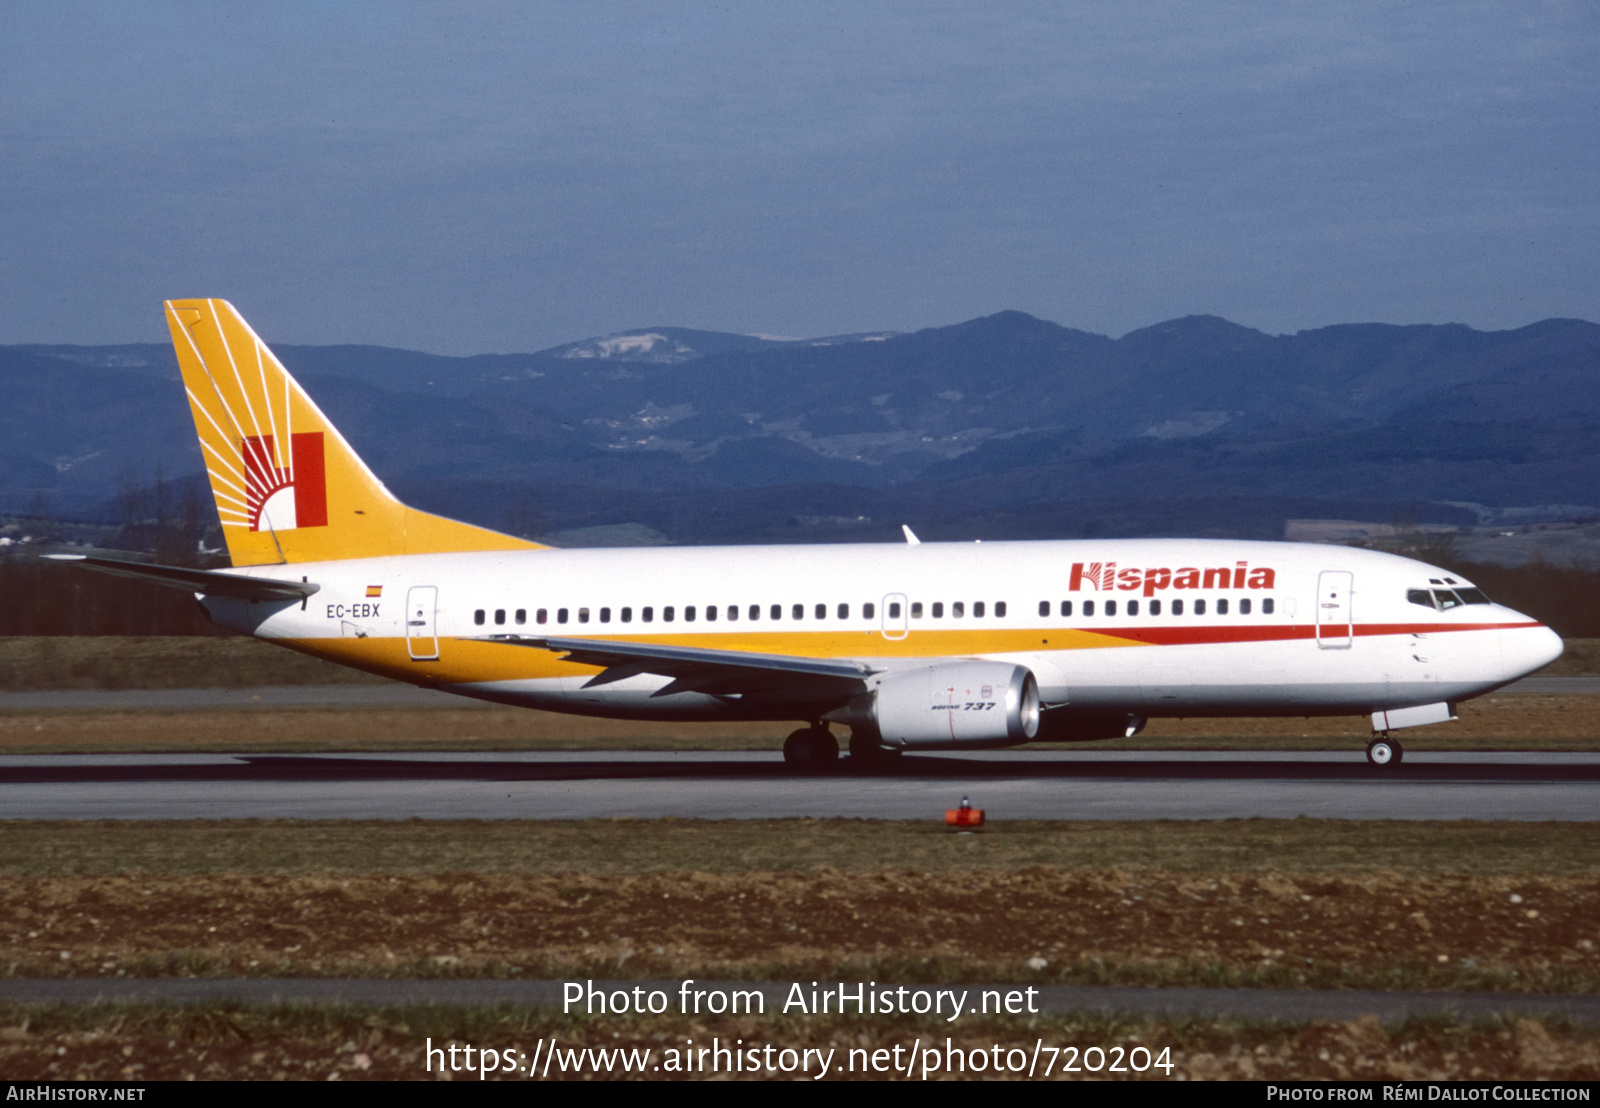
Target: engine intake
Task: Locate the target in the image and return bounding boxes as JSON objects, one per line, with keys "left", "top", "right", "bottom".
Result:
{"left": 863, "top": 662, "right": 1040, "bottom": 748}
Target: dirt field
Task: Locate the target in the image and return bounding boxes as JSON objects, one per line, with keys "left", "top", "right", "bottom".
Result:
{"left": 2, "top": 820, "right": 1597, "bottom": 1080}
{"left": 2, "top": 820, "right": 1595, "bottom": 992}
{"left": 3, "top": 869, "right": 1597, "bottom": 994}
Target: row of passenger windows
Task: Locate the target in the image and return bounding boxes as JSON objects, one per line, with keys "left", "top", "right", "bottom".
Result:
{"left": 468, "top": 595, "right": 1281, "bottom": 626}
{"left": 902, "top": 600, "right": 1006, "bottom": 618}
{"left": 1036, "top": 597, "right": 1274, "bottom": 618}
{"left": 468, "top": 589, "right": 1503, "bottom": 626}
{"left": 469, "top": 601, "right": 1003, "bottom": 626}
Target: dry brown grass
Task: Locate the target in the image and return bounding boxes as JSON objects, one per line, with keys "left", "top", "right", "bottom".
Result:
{"left": 3, "top": 868, "right": 1597, "bottom": 995}
{"left": 0, "top": 636, "right": 385, "bottom": 691}
{"left": 3, "top": 820, "right": 1597, "bottom": 1079}
{"left": 1, "top": 818, "right": 1596, "bottom": 878}
{"left": 0, "top": 706, "right": 795, "bottom": 754}
{"left": 2, "top": 820, "right": 1594, "bottom": 993}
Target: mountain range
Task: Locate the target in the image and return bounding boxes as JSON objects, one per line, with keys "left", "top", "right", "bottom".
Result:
{"left": 4, "top": 311, "right": 1598, "bottom": 547}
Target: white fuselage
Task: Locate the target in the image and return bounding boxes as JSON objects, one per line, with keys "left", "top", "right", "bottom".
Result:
{"left": 200, "top": 537, "right": 1561, "bottom": 732}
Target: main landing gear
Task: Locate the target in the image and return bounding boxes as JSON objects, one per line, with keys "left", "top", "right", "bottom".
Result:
{"left": 1366, "top": 734, "right": 1405, "bottom": 767}
{"left": 848, "top": 729, "right": 903, "bottom": 768}
{"left": 783, "top": 724, "right": 839, "bottom": 771}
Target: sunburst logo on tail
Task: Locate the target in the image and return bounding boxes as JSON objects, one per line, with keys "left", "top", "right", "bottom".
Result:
{"left": 243, "top": 432, "right": 328, "bottom": 531}
{"left": 168, "top": 297, "right": 544, "bottom": 565}
{"left": 169, "top": 301, "right": 328, "bottom": 540}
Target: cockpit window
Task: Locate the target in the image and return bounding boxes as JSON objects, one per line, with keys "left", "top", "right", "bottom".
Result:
{"left": 1412, "top": 585, "right": 1491, "bottom": 609}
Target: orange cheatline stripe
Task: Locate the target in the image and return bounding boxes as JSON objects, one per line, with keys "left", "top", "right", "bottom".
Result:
{"left": 279, "top": 620, "right": 1542, "bottom": 686}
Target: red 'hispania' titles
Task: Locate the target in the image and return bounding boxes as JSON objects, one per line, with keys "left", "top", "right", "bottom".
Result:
{"left": 1069, "top": 562, "right": 1276, "bottom": 597}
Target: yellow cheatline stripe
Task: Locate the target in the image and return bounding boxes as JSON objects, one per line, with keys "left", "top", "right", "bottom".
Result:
{"left": 280, "top": 627, "right": 1150, "bottom": 686}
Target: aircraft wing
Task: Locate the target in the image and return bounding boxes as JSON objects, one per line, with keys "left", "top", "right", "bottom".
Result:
{"left": 473, "top": 634, "right": 880, "bottom": 699}
{"left": 44, "top": 555, "right": 320, "bottom": 602}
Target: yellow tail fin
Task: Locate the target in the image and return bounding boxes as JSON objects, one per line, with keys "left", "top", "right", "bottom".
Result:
{"left": 166, "top": 298, "right": 544, "bottom": 566}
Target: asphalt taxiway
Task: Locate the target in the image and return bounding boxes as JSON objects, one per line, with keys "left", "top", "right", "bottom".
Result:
{"left": 4, "top": 749, "right": 1597, "bottom": 820}
{"left": 0, "top": 674, "right": 1594, "bottom": 711}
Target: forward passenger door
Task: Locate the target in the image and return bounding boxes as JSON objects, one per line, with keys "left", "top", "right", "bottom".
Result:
{"left": 1316, "top": 571, "right": 1353, "bottom": 649}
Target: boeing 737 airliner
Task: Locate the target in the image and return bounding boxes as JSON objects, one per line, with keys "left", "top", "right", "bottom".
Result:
{"left": 54, "top": 300, "right": 1563, "bottom": 769}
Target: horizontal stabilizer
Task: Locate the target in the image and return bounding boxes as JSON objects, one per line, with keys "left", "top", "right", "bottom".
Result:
{"left": 45, "top": 555, "right": 319, "bottom": 602}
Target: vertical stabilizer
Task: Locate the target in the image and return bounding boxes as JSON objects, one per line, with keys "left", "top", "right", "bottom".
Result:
{"left": 166, "top": 298, "right": 544, "bottom": 566}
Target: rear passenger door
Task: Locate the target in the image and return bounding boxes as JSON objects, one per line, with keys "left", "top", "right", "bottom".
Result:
{"left": 406, "top": 585, "right": 439, "bottom": 660}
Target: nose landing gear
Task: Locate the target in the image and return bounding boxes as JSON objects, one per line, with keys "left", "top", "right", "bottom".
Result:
{"left": 1366, "top": 734, "right": 1404, "bottom": 766}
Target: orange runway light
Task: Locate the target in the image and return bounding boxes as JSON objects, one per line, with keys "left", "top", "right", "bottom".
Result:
{"left": 945, "top": 795, "right": 985, "bottom": 828}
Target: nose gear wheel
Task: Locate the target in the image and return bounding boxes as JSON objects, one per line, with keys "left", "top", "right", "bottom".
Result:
{"left": 1366, "top": 736, "right": 1404, "bottom": 766}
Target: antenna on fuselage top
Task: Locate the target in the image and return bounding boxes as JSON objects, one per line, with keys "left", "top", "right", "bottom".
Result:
{"left": 901, "top": 525, "right": 921, "bottom": 545}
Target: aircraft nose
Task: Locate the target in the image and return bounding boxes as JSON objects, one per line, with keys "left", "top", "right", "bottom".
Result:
{"left": 1505, "top": 618, "right": 1563, "bottom": 678}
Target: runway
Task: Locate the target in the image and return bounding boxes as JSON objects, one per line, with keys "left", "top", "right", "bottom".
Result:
{"left": 0, "top": 673, "right": 1594, "bottom": 711}
{"left": 4, "top": 750, "right": 1598, "bottom": 820}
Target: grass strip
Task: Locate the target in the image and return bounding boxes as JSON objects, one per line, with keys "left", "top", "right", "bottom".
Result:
{"left": 1, "top": 818, "right": 1596, "bottom": 877}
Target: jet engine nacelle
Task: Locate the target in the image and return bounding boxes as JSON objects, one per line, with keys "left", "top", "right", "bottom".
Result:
{"left": 864, "top": 661, "right": 1040, "bottom": 749}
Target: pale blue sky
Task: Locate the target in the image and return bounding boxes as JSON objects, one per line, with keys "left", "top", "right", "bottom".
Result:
{"left": 2, "top": 1, "right": 1595, "bottom": 352}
